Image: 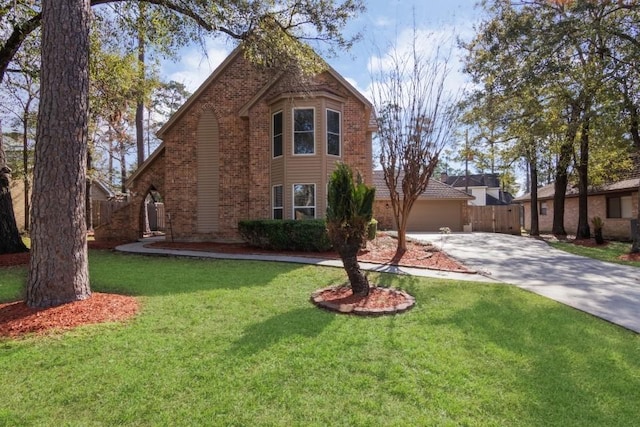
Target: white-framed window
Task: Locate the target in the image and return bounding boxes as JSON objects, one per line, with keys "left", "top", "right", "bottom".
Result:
{"left": 607, "top": 195, "right": 633, "bottom": 219}
{"left": 272, "top": 185, "right": 283, "bottom": 219}
{"left": 272, "top": 111, "right": 283, "bottom": 158}
{"left": 293, "top": 108, "right": 315, "bottom": 155}
{"left": 327, "top": 109, "right": 341, "bottom": 156}
{"left": 293, "top": 184, "right": 316, "bottom": 219}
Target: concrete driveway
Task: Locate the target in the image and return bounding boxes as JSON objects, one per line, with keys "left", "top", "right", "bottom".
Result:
{"left": 408, "top": 232, "right": 640, "bottom": 333}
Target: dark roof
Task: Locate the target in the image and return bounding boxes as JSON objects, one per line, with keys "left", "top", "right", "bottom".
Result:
{"left": 373, "top": 170, "right": 474, "bottom": 200}
{"left": 514, "top": 178, "right": 640, "bottom": 202}
{"left": 444, "top": 173, "right": 501, "bottom": 189}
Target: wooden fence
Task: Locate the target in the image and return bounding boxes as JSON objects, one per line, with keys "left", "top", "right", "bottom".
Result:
{"left": 470, "top": 205, "right": 521, "bottom": 235}
{"left": 91, "top": 199, "right": 128, "bottom": 229}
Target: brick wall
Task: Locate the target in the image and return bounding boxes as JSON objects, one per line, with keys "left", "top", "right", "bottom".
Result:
{"left": 94, "top": 149, "right": 166, "bottom": 242}
{"left": 115, "top": 51, "right": 373, "bottom": 242}
{"left": 521, "top": 190, "right": 639, "bottom": 239}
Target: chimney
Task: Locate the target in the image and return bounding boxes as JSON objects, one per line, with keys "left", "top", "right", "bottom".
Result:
{"left": 440, "top": 172, "right": 448, "bottom": 183}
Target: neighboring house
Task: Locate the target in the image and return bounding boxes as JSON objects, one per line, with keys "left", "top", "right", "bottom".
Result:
{"left": 441, "top": 172, "right": 513, "bottom": 206}
{"left": 373, "top": 171, "right": 474, "bottom": 232}
{"left": 96, "top": 46, "right": 375, "bottom": 242}
{"left": 515, "top": 178, "right": 640, "bottom": 240}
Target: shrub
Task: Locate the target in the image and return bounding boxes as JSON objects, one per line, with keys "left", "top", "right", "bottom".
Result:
{"left": 367, "top": 219, "right": 378, "bottom": 241}
{"left": 591, "top": 216, "right": 605, "bottom": 245}
{"left": 238, "top": 219, "right": 332, "bottom": 252}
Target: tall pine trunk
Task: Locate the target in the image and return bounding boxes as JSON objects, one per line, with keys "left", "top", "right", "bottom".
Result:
{"left": 27, "top": 0, "right": 91, "bottom": 308}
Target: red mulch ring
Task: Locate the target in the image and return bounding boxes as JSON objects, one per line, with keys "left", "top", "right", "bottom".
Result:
{"left": 311, "top": 285, "right": 415, "bottom": 315}
{"left": 0, "top": 293, "right": 139, "bottom": 339}
{"left": 619, "top": 252, "right": 640, "bottom": 262}
{"left": 0, "top": 251, "right": 30, "bottom": 267}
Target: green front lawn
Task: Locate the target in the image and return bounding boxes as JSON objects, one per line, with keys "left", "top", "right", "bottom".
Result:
{"left": 549, "top": 240, "right": 640, "bottom": 267}
{"left": 1, "top": 252, "right": 639, "bottom": 426}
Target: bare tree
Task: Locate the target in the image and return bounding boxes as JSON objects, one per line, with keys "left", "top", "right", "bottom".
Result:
{"left": 370, "top": 29, "right": 459, "bottom": 258}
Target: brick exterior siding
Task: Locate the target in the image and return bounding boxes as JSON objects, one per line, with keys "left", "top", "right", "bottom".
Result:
{"left": 97, "top": 50, "right": 373, "bottom": 242}
{"left": 521, "top": 191, "right": 639, "bottom": 240}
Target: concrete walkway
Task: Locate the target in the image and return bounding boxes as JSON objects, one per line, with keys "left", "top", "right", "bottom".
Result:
{"left": 115, "top": 240, "right": 496, "bottom": 283}
{"left": 408, "top": 232, "right": 640, "bottom": 333}
{"left": 117, "top": 233, "right": 640, "bottom": 333}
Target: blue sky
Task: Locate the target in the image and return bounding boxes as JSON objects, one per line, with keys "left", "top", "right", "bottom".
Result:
{"left": 161, "top": 0, "right": 482, "bottom": 97}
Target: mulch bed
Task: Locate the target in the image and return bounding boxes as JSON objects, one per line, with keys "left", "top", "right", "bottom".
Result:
{"left": 0, "top": 293, "right": 139, "bottom": 338}
{"left": 147, "top": 233, "right": 472, "bottom": 273}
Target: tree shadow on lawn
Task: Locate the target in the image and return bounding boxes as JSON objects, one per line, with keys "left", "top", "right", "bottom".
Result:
{"left": 227, "top": 307, "right": 335, "bottom": 356}
{"left": 89, "top": 253, "right": 313, "bottom": 297}
{"left": 436, "top": 293, "right": 640, "bottom": 425}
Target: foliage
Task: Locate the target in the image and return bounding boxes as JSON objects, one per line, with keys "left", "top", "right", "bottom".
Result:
{"left": 462, "top": 0, "right": 640, "bottom": 237}
{"left": 1, "top": 0, "right": 365, "bottom": 83}
{"left": 1, "top": 252, "right": 640, "bottom": 425}
{"left": 326, "top": 162, "right": 375, "bottom": 295}
{"left": 590, "top": 216, "right": 604, "bottom": 244}
{"left": 590, "top": 216, "right": 603, "bottom": 231}
{"left": 366, "top": 218, "right": 378, "bottom": 241}
{"left": 238, "top": 219, "right": 332, "bottom": 252}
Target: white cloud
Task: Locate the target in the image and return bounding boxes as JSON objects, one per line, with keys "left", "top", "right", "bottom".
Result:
{"left": 163, "top": 38, "right": 233, "bottom": 93}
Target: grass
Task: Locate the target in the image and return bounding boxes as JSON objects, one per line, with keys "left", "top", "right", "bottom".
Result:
{"left": 1, "top": 251, "right": 640, "bottom": 426}
{"left": 549, "top": 240, "right": 640, "bottom": 267}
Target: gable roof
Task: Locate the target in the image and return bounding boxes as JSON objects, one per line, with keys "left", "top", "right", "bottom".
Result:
{"left": 514, "top": 178, "right": 640, "bottom": 202}
{"left": 125, "top": 142, "right": 165, "bottom": 187}
{"left": 445, "top": 172, "right": 501, "bottom": 188}
{"left": 157, "top": 46, "right": 377, "bottom": 138}
{"left": 373, "top": 170, "right": 474, "bottom": 201}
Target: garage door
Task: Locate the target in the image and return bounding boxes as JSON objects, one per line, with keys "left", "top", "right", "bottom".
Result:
{"left": 407, "top": 200, "right": 463, "bottom": 232}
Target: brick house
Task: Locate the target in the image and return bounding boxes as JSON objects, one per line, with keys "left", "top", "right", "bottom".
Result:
{"left": 515, "top": 178, "right": 639, "bottom": 240}
{"left": 95, "top": 47, "right": 375, "bottom": 242}
{"left": 373, "top": 171, "right": 474, "bottom": 232}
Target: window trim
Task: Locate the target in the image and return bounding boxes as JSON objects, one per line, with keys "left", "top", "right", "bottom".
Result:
{"left": 326, "top": 108, "right": 341, "bottom": 157}
{"left": 292, "top": 107, "right": 315, "bottom": 156}
{"left": 272, "top": 111, "right": 283, "bottom": 158}
{"left": 272, "top": 184, "right": 283, "bottom": 219}
{"left": 539, "top": 201, "right": 548, "bottom": 216}
{"left": 607, "top": 194, "right": 633, "bottom": 219}
{"left": 292, "top": 183, "right": 316, "bottom": 219}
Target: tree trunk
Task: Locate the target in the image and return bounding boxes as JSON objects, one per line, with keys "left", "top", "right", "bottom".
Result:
{"left": 342, "top": 253, "right": 370, "bottom": 296}
{"left": 0, "top": 128, "right": 28, "bottom": 254}
{"left": 119, "top": 138, "right": 127, "bottom": 193}
{"left": 22, "top": 107, "right": 31, "bottom": 231}
{"left": 27, "top": 0, "right": 91, "bottom": 308}
{"left": 630, "top": 118, "right": 640, "bottom": 253}
{"left": 136, "top": 8, "right": 146, "bottom": 167}
{"left": 529, "top": 159, "right": 539, "bottom": 236}
{"left": 576, "top": 117, "right": 590, "bottom": 239}
{"left": 552, "top": 141, "right": 573, "bottom": 237}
